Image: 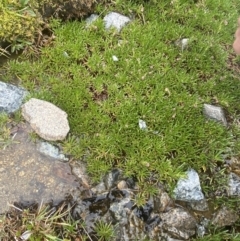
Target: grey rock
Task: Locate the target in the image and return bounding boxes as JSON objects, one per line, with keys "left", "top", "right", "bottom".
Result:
{"left": 91, "top": 181, "right": 106, "bottom": 194}
{"left": 86, "top": 13, "right": 99, "bottom": 26}
{"left": 0, "top": 81, "right": 27, "bottom": 114}
{"left": 153, "top": 192, "right": 172, "bottom": 212}
{"left": 38, "top": 141, "right": 68, "bottom": 161}
{"left": 211, "top": 206, "right": 239, "bottom": 227}
{"left": 189, "top": 199, "right": 209, "bottom": 211}
{"left": 160, "top": 207, "right": 197, "bottom": 240}
{"left": 109, "top": 197, "right": 132, "bottom": 223}
{"left": 111, "top": 198, "right": 147, "bottom": 241}
{"left": 103, "top": 12, "right": 131, "bottom": 32}
{"left": 21, "top": 98, "right": 70, "bottom": 141}
{"left": 203, "top": 104, "right": 227, "bottom": 126}
{"left": 103, "top": 169, "right": 121, "bottom": 190}
{"left": 196, "top": 218, "right": 209, "bottom": 238}
{"left": 0, "top": 122, "right": 81, "bottom": 213}
{"left": 71, "top": 161, "right": 90, "bottom": 189}
{"left": 228, "top": 172, "right": 240, "bottom": 196}
{"left": 174, "top": 169, "right": 204, "bottom": 201}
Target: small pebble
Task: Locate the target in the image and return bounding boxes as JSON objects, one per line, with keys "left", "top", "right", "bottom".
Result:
{"left": 117, "top": 180, "right": 128, "bottom": 190}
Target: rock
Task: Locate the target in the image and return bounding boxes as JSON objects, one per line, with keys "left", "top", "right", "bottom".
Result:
{"left": 110, "top": 196, "right": 148, "bottom": 240}
{"left": 211, "top": 206, "right": 239, "bottom": 227}
{"left": 103, "top": 12, "right": 131, "bottom": 32}
{"left": 109, "top": 196, "right": 132, "bottom": 223}
{"left": 160, "top": 207, "right": 197, "bottom": 240}
{"left": 0, "top": 81, "right": 27, "bottom": 114}
{"left": 153, "top": 192, "right": 172, "bottom": 212}
{"left": 189, "top": 199, "right": 209, "bottom": 211}
{"left": 174, "top": 169, "right": 204, "bottom": 201}
{"left": 203, "top": 104, "right": 227, "bottom": 126}
{"left": 71, "top": 161, "right": 91, "bottom": 189}
{"left": 38, "top": 141, "right": 68, "bottom": 161}
{"left": 0, "top": 122, "right": 81, "bottom": 213}
{"left": 175, "top": 38, "right": 189, "bottom": 51}
{"left": 196, "top": 218, "right": 209, "bottom": 238}
{"left": 86, "top": 13, "right": 99, "bottom": 26}
{"left": 91, "top": 181, "right": 107, "bottom": 194}
{"left": 21, "top": 98, "right": 70, "bottom": 141}
{"left": 103, "top": 169, "right": 121, "bottom": 190}
{"left": 117, "top": 180, "right": 128, "bottom": 190}
{"left": 228, "top": 172, "right": 240, "bottom": 196}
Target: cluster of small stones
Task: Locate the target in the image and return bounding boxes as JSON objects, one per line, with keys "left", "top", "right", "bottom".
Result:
{"left": 0, "top": 11, "right": 240, "bottom": 240}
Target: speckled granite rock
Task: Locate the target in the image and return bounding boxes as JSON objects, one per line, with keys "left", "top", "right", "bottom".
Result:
{"left": 21, "top": 98, "right": 70, "bottom": 141}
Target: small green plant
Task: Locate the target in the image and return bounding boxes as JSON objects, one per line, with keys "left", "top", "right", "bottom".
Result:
{"left": 192, "top": 227, "right": 240, "bottom": 241}
{"left": 0, "top": 201, "right": 83, "bottom": 241}
{"left": 0, "top": 0, "right": 43, "bottom": 53}
{"left": 61, "top": 134, "right": 82, "bottom": 158}
{"left": 11, "top": 109, "right": 24, "bottom": 123}
{"left": 94, "top": 220, "right": 115, "bottom": 241}
{"left": 28, "top": 131, "right": 39, "bottom": 143}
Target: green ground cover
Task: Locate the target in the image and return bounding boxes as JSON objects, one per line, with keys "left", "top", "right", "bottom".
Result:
{"left": 1, "top": 0, "right": 240, "bottom": 240}
{"left": 1, "top": 0, "right": 240, "bottom": 214}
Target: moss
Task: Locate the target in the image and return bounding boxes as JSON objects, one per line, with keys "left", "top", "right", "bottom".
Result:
{"left": 0, "top": 0, "right": 43, "bottom": 52}
{"left": 0, "top": 0, "right": 98, "bottom": 54}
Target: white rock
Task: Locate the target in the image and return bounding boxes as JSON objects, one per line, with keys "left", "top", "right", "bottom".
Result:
{"left": 203, "top": 104, "right": 227, "bottom": 126}
{"left": 139, "top": 119, "right": 147, "bottom": 130}
{"left": 103, "top": 12, "right": 131, "bottom": 32}
{"left": 112, "top": 55, "right": 119, "bottom": 61}
{"left": 174, "top": 169, "right": 204, "bottom": 201}
{"left": 175, "top": 38, "right": 189, "bottom": 51}
{"left": 20, "top": 230, "right": 32, "bottom": 240}
{"left": 21, "top": 98, "right": 70, "bottom": 141}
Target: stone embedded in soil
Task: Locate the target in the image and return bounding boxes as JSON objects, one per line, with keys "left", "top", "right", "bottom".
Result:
{"left": 71, "top": 161, "right": 91, "bottom": 189}
{"left": 0, "top": 81, "right": 27, "bottom": 114}
{"left": 211, "top": 206, "right": 239, "bottom": 227}
{"left": 189, "top": 199, "right": 209, "bottom": 211}
{"left": 21, "top": 98, "right": 70, "bottom": 141}
{"left": 38, "top": 141, "right": 68, "bottom": 162}
{"left": 174, "top": 169, "right": 204, "bottom": 201}
{"left": 103, "top": 169, "right": 121, "bottom": 190}
{"left": 153, "top": 192, "right": 172, "bottom": 212}
{"left": 91, "top": 181, "right": 106, "bottom": 194}
{"left": 160, "top": 207, "right": 197, "bottom": 240}
{"left": 103, "top": 12, "right": 131, "bottom": 32}
{"left": 196, "top": 218, "right": 210, "bottom": 238}
{"left": 203, "top": 103, "right": 227, "bottom": 126}
{"left": 86, "top": 13, "right": 99, "bottom": 26}
{"left": 117, "top": 180, "right": 128, "bottom": 190}
{"left": 175, "top": 38, "right": 189, "bottom": 51}
{"left": 228, "top": 172, "right": 240, "bottom": 196}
